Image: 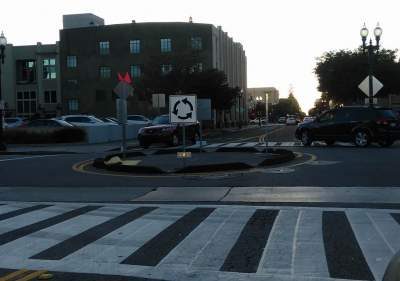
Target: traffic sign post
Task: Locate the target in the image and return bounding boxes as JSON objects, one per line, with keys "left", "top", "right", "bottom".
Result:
{"left": 169, "top": 95, "right": 197, "bottom": 168}
{"left": 114, "top": 72, "right": 133, "bottom": 159}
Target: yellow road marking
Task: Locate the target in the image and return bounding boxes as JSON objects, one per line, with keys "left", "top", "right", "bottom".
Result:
{"left": 15, "top": 270, "right": 47, "bottom": 281}
{"left": 0, "top": 269, "right": 29, "bottom": 281}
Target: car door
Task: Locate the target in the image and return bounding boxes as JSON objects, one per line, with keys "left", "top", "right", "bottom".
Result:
{"left": 313, "top": 110, "right": 336, "bottom": 139}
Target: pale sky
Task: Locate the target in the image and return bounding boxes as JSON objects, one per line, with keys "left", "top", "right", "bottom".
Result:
{"left": 1, "top": 0, "right": 399, "bottom": 112}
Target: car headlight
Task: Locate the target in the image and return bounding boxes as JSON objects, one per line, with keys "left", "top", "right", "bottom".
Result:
{"left": 161, "top": 127, "right": 174, "bottom": 132}
{"left": 138, "top": 128, "right": 145, "bottom": 134}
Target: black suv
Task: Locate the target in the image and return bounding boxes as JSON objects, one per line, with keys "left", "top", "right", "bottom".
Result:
{"left": 295, "top": 106, "right": 400, "bottom": 147}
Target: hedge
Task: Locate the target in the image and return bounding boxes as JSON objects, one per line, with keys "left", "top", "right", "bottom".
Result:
{"left": 4, "top": 127, "right": 86, "bottom": 144}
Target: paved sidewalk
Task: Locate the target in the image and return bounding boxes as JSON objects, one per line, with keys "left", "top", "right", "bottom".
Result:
{"left": 5, "top": 140, "right": 139, "bottom": 154}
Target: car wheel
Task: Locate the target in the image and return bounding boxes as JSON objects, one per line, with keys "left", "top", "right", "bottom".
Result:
{"left": 325, "top": 140, "right": 335, "bottom": 146}
{"left": 378, "top": 139, "right": 394, "bottom": 147}
{"left": 354, "top": 130, "right": 371, "bottom": 147}
{"left": 301, "top": 130, "right": 313, "bottom": 146}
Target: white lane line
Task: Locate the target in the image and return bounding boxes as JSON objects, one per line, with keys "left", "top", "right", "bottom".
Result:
{"left": 347, "top": 210, "right": 394, "bottom": 281}
{"left": 203, "top": 143, "right": 224, "bottom": 148}
{"left": 220, "top": 143, "right": 243, "bottom": 148}
{"left": 0, "top": 155, "right": 60, "bottom": 162}
{"left": 292, "top": 209, "right": 330, "bottom": 277}
{"left": 239, "top": 142, "right": 259, "bottom": 148}
{"left": 258, "top": 209, "right": 300, "bottom": 275}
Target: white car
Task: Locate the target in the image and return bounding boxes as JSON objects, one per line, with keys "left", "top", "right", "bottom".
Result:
{"left": 302, "top": 116, "right": 315, "bottom": 123}
{"left": 4, "top": 117, "right": 27, "bottom": 128}
{"left": 58, "top": 115, "right": 113, "bottom": 127}
{"left": 128, "top": 115, "right": 151, "bottom": 125}
{"left": 286, "top": 117, "right": 297, "bottom": 125}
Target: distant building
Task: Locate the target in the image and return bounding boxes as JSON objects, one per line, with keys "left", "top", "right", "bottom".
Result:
{"left": 247, "top": 87, "right": 279, "bottom": 112}
{"left": 59, "top": 14, "right": 247, "bottom": 124}
{"left": 1, "top": 42, "right": 61, "bottom": 118}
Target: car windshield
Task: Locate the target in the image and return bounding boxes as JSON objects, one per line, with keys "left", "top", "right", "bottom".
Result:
{"left": 152, "top": 115, "right": 170, "bottom": 125}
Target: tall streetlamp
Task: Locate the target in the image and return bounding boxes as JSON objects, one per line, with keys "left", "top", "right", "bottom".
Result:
{"left": 238, "top": 89, "right": 244, "bottom": 128}
{"left": 0, "top": 31, "right": 7, "bottom": 151}
{"left": 360, "top": 23, "right": 382, "bottom": 107}
{"left": 256, "top": 96, "right": 263, "bottom": 126}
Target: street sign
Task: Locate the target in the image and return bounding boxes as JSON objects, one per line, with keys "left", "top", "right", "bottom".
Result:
{"left": 358, "top": 76, "right": 383, "bottom": 97}
{"left": 177, "top": 151, "right": 192, "bottom": 158}
{"left": 197, "top": 99, "right": 212, "bottom": 121}
{"left": 169, "top": 95, "right": 197, "bottom": 123}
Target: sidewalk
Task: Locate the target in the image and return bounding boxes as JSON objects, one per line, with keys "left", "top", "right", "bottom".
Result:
{"left": 3, "top": 140, "right": 139, "bottom": 154}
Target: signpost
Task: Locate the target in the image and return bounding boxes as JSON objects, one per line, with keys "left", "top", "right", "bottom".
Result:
{"left": 169, "top": 95, "right": 197, "bottom": 167}
{"left": 358, "top": 75, "right": 383, "bottom": 106}
{"left": 113, "top": 72, "right": 133, "bottom": 158}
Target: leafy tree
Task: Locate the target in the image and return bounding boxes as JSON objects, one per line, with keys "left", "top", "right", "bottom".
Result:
{"left": 315, "top": 48, "right": 400, "bottom": 104}
{"left": 271, "top": 93, "right": 304, "bottom": 120}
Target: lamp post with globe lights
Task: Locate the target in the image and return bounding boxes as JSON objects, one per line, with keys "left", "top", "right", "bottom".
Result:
{"left": 0, "top": 31, "right": 7, "bottom": 151}
{"left": 360, "top": 23, "right": 382, "bottom": 107}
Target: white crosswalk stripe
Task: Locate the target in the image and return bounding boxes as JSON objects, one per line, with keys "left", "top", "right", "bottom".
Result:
{"left": 0, "top": 202, "right": 397, "bottom": 281}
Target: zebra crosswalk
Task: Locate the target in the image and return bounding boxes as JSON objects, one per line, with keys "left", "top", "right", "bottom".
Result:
{"left": 185, "top": 141, "right": 356, "bottom": 149}
{"left": 0, "top": 202, "right": 398, "bottom": 281}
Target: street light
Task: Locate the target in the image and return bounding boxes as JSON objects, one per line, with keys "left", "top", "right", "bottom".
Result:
{"left": 0, "top": 31, "right": 7, "bottom": 151}
{"left": 360, "top": 23, "right": 382, "bottom": 107}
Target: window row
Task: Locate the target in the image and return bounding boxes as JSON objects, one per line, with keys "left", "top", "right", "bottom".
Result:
{"left": 96, "top": 37, "right": 202, "bottom": 56}
{"left": 98, "top": 63, "right": 203, "bottom": 79}
{"left": 16, "top": 58, "right": 57, "bottom": 83}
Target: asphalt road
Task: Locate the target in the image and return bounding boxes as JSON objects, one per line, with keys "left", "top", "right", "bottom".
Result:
{"left": 1, "top": 125, "right": 399, "bottom": 203}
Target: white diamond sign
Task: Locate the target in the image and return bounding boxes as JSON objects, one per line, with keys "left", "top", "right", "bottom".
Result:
{"left": 358, "top": 76, "right": 383, "bottom": 97}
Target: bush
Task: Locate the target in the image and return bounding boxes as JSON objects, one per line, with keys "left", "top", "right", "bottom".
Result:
{"left": 4, "top": 127, "right": 86, "bottom": 144}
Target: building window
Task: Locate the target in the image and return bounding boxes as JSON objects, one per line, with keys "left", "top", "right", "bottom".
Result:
{"left": 99, "top": 41, "right": 110, "bottom": 55}
{"left": 68, "top": 99, "right": 79, "bottom": 112}
{"left": 43, "top": 58, "right": 56, "bottom": 80}
{"left": 130, "top": 40, "right": 140, "bottom": 54}
{"left": 130, "top": 65, "right": 141, "bottom": 78}
{"left": 67, "top": 56, "right": 77, "bottom": 68}
{"left": 16, "top": 91, "right": 37, "bottom": 117}
{"left": 191, "top": 37, "right": 202, "bottom": 50}
{"left": 44, "top": 90, "right": 57, "bottom": 103}
{"left": 16, "top": 60, "right": 36, "bottom": 84}
{"left": 161, "top": 64, "right": 173, "bottom": 75}
{"left": 67, "top": 79, "right": 78, "bottom": 85}
{"left": 99, "top": 66, "right": 111, "bottom": 79}
{"left": 160, "top": 38, "right": 172, "bottom": 53}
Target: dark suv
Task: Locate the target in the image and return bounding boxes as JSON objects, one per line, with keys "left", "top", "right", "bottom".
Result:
{"left": 295, "top": 106, "right": 400, "bottom": 147}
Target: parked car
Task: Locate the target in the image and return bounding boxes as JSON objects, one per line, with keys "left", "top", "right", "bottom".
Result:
{"left": 58, "top": 115, "right": 111, "bottom": 127}
{"left": 278, "top": 116, "right": 286, "bottom": 123}
{"left": 138, "top": 114, "right": 200, "bottom": 148}
{"left": 24, "top": 119, "right": 74, "bottom": 128}
{"left": 295, "top": 106, "right": 400, "bottom": 147}
{"left": 286, "top": 116, "right": 297, "bottom": 125}
{"left": 100, "top": 117, "right": 119, "bottom": 124}
{"left": 4, "top": 117, "right": 27, "bottom": 128}
{"left": 127, "top": 115, "right": 151, "bottom": 126}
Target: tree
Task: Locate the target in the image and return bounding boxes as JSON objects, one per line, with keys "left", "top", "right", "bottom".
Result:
{"left": 271, "top": 93, "right": 304, "bottom": 120}
{"left": 315, "top": 48, "right": 400, "bottom": 104}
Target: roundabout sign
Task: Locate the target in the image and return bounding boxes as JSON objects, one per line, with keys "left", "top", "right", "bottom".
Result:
{"left": 169, "top": 95, "right": 197, "bottom": 124}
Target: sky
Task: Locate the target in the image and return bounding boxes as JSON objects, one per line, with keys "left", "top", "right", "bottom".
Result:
{"left": 1, "top": 0, "right": 400, "bottom": 112}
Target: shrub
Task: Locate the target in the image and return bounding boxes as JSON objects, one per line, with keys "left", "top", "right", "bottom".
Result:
{"left": 4, "top": 127, "right": 86, "bottom": 144}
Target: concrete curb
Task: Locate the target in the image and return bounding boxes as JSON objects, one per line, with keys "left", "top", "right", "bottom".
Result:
{"left": 0, "top": 151, "right": 79, "bottom": 156}
{"left": 258, "top": 149, "right": 296, "bottom": 166}
{"left": 92, "top": 148, "right": 296, "bottom": 175}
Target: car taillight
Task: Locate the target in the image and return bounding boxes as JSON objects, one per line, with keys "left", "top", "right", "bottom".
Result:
{"left": 376, "top": 118, "right": 389, "bottom": 125}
